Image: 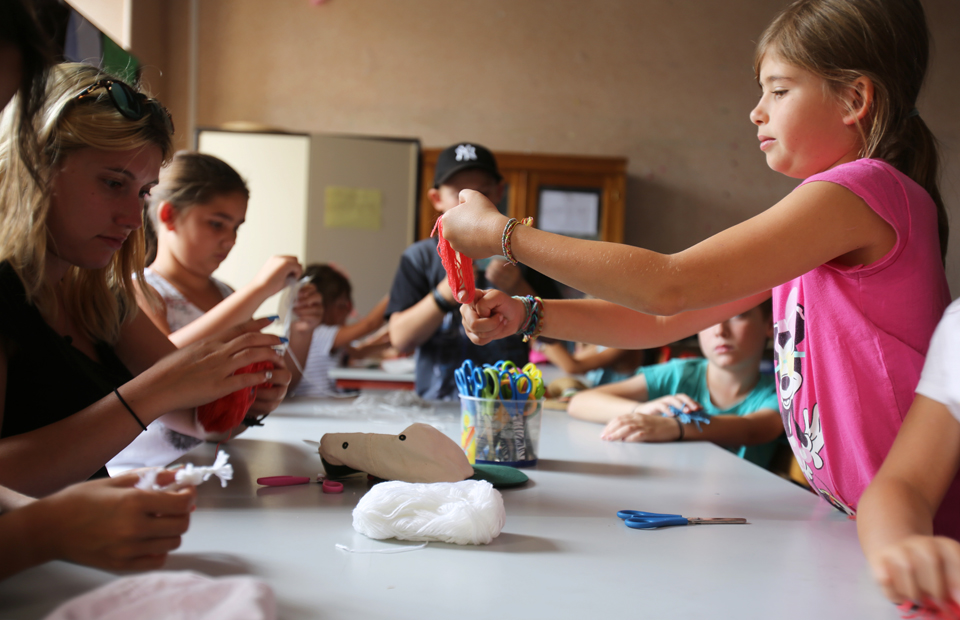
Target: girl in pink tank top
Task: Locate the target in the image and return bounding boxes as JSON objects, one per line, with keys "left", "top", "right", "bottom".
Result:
{"left": 435, "top": 0, "right": 956, "bottom": 608}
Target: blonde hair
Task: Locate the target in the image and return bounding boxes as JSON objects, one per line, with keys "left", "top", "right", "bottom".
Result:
{"left": 756, "top": 0, "right": 948, "bottom": 262}
{"left": 0, "top": 63, "right": 174, "bottom": 343}
{"left": 144, "top": 151, "right": 249, "bottom": 264}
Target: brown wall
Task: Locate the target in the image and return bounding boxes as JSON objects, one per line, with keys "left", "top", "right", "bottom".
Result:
{"left": 143, "top": 0, "right": 960, "bottom": 295}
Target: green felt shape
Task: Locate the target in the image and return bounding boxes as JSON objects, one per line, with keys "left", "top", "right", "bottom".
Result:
{"left": 470, "top": 463, "right": 529, "bottom": 488}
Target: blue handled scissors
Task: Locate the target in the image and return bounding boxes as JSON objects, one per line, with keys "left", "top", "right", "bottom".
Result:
{"left": 617, "top": 510, "right": 747, "bottom": 529}
{"left": 664, "top": 405, "right": 711, "bottom": 432}
{"left": 499, "top": 369, "right": 532, "bottom": 401}
{"left": 455, "top": 360, "right": 485, "bottom": 397}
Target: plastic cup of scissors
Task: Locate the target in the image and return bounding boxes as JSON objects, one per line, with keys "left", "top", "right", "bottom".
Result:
{"left": 457, "top": 359, "right": 543, "bottom": 467}
{"left": 617, "top": 510, "right": 748, "bottom": 529}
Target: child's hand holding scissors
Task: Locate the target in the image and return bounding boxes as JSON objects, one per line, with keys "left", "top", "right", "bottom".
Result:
{"left": 630, "top": 394, "right": 702, "bottom": 418}
{"left": 601, "top": 397, "right": 701, "bottom": 443}
{"left": 459, "top": 289, "right": 526, "bottom": 345}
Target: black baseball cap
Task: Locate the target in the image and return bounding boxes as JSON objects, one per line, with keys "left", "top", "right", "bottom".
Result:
{"left": 433, "top": 142, "right": 502, "bottom": 188}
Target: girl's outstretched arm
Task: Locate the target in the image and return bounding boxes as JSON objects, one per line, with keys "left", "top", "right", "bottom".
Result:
{"left": 443, "top": 182, "right": 895, "bottom": 316}
{"left": 858, "top": 395, "right": 960, "bottom": 606}
{"left": 462, "top": 291, "right": 771, "bottom": 349}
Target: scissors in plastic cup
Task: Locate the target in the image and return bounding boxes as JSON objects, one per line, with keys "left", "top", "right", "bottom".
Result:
{"left": 478, "top": 367, "right": 500, "bottom": 399}
{"left": 494, "top": 360, "right": 518, "bottom": 373}
{"left": 455, "top": 360, "right": 485, "bottom": 397}
{"left": 617, "top": 510, "right": 747, "bottom": 529}
{"left": 521, "top": 363, "right": 546, "bottom": 399}
{"left": 499, "top": 369, "right": 532, "bottom": 402}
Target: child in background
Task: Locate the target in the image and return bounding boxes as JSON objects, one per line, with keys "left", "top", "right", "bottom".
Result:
{"left": 140, "top": 151, "right": 321, "bottom": 350}
{"left": 290, "top": 264, "right": 389, "bottom": 397}
{"left": 443, "top": 0, "right": 958, "bottom": 529}
{"left": 386, "top": 143, "right": 559, "bottom": 399}
{"left": 115, "top": 151, "right": 322, "bottom": 469}
{"left": 858, "top": 300, "right": 960, "bottom": 608}
{"left": 568, "top": 300, "right": 781, "bottom": 468}
{"left": 0, "top": 61, "right": 286, "bottom": 497}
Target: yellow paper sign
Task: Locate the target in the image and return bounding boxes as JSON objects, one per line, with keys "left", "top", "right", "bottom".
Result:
{"left": 324, "top": 186, "right": 382, "bottom": 230}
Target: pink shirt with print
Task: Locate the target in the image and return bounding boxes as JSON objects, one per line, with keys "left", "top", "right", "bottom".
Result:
{"left": 772, "top": 158, "right": 960, "bottom": 537}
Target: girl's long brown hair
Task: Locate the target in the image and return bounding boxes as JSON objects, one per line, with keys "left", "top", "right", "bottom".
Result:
{"left": 756, "top": 0, "right": 947, "bottom": 263}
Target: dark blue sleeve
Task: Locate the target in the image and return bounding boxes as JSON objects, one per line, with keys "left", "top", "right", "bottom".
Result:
{"left": 385, "top": 242, "right": 441, "bottom": 319}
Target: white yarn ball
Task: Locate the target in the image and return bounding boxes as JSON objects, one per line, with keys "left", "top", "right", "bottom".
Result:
{"left": 352, "top": 479, "right": 505, "bottom": 545}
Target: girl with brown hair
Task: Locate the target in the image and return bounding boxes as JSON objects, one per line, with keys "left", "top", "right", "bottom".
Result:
{"left": 440, "top": 0, "right": 956, "bottom": 602}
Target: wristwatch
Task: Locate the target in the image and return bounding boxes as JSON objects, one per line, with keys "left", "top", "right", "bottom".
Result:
{"left": 432, "top": 287, "right": 457, "bottom": 313}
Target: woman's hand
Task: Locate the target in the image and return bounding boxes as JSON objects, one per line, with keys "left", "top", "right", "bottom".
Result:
{"left": 34, "top": 471, "right": 195, "bottom": 571}
{"left": 440, "top": 190, "right": 508, "bottom": 259}
{"left": 136, "top": 317, "right": 284, "bottom": 415}
{"left": 601, "top": 408, "right": 690, "bottom": 442}
{"left": 869, "top": 535, "right": 960, "bottom": 607}
{"left": 253, "top": 255, "right": 303, "bottom": 298}
{"left": 460, "top": 289, "right": 525, "bottom": 345}
{"left": 291, "top": 283, "right": 324, "bottom": 333}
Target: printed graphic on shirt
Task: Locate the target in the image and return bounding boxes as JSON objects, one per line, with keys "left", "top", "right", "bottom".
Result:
{"left": 774, "top": 288, "right": 807, "bottom": 433}
{"left": 817, "top": 484, "right": 856, "bottom": 517}
{"left": 774, "top": 287, "right": 855, "bottom": 515}
{"left": 774, "top": 289, "right": 825, "bottom": 476}
{"left": 788, "top": 403, "right": 822, "bottom": 480}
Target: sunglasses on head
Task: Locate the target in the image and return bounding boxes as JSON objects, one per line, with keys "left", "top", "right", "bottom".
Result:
{"left": 73, "top": 79, "right": 174, "bottom": 135}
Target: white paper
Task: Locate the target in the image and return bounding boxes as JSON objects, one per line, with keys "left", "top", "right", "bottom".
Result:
{"left": 538, "top": 190, "right": 599, "bottom": 237}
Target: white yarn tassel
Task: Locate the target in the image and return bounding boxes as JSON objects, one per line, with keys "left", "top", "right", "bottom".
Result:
{"left": 352, "top": 480, "right": 505, "bottom": 545}
{"left": 136, "top": 450, "right": 233, "bottom": 490}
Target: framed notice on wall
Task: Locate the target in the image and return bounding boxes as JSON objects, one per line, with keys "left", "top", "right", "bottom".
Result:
{"left": 537, "top": 187, "right": 601, "bottom": 239}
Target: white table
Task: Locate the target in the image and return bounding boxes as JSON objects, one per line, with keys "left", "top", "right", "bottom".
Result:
{"left": 0, "top": 396, "right": 899, "bottom": 619}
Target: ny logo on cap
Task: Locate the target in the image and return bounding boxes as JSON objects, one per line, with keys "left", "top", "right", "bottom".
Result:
{"left": 455, "top": 144, "right": 477, "bottom": 162}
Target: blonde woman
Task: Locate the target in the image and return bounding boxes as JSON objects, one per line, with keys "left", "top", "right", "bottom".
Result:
{"left": 0, "top": 63, "right": 289, "bottom": 497}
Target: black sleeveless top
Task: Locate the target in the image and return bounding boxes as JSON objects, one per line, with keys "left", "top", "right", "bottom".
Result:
{"left": 0, "top": 262, "right": 134, "bottom": 478}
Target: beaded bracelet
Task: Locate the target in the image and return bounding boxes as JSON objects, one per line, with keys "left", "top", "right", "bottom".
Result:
{"left": 501, "top": 216, "right": 534, "bottom": 265}
{"left": 513, "top": 295, "right": 545, "bottom": 342}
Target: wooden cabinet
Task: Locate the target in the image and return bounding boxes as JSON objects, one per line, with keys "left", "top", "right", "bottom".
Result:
{"left": 417, "top": 150, "right": 627, "bottom": 243}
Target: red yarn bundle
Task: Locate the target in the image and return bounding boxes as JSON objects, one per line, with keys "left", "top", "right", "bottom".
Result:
{"left": 432, "top": 217, "right": 475, "bottom": 304}
{"left": 197, "top": 361, "right": 274, "bottom": 433}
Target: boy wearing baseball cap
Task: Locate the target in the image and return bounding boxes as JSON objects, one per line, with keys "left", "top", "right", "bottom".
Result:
{"left": 386, "top": 142, "right": 558, "bottom": 399}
